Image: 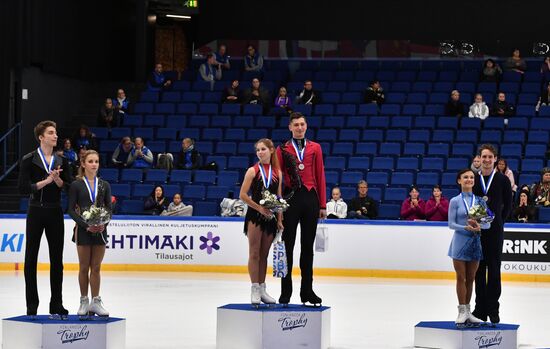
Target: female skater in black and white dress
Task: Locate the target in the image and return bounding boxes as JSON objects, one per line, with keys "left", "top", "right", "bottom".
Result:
{"left": 67, "top": 150, "right": 112, "bottom": 317}
{"left": 240, "top": 138, "right": 284, "bottom": 307}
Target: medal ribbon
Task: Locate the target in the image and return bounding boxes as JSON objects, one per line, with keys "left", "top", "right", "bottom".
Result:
{"left": 291, "top": 139, "right": 306, "bottom": 164}
{"left": 83, "top": 177, "right": 98, "bottom": 204}
{"left": 461, "top": 192, "right": 475, "bottom": 214}
{"left": 37, "top": 147, "right": 55, "bottom": 174}
{"left": 258, "top": 163, "right": 272, "bottom": 189}
{"left": 480, "top": 169, "right": 496, "bottom": 197}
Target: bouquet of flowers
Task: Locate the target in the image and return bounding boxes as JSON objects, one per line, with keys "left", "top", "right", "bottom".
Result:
{"left": 468, "top": 198, "right": 494, "bottom": 225}
{"left": 259, "top": 190, "right": 289, "bottom": 219}
{"left": 82, "top": 205, "right": 112, "bottom": 227}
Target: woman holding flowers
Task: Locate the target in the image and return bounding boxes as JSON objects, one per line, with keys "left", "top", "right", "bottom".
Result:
{"left": 68, "top": 150, "right": 112, "bottom": 318}
{"left": 240, "top": 138, "right": 284, "bottom": 307}
{"left": 448, "top": 168, "right": 491, "bottom": 326}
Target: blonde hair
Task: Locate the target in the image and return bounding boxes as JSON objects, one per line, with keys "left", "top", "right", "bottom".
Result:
{"left": 77, "top": 150, "right": 100, "bottom": 179}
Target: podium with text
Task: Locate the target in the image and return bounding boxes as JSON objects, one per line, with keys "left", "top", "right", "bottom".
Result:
{"left": 414, "top": 321, "right": 519, "bottom": 349}
{"left": 2, "top": 315, "right": 126, "bottom": 349}
{"left": 217, "top": 304, "right": 331, "bottom": 349}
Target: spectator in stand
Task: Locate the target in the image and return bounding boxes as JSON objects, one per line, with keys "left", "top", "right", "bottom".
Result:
{"left": 111, "top": 137, "right": 133, "bottom": 169}
{"left": 222, "top": 80, "right": 241, "bottom": 104}
{"left": 144, "top": 185, "right": 169, "bottom": 215}
{"left": 445, "top": 90, "right": 465, "bottom": 117}
{"left": 177, "top": 138, "right": 201, "bottom": 170}
{"left": 425, "top": 185, "right": 449, "bottom": 221}
{"left": 73, "top": 147, "right": 89, "bottom": 177}
{"left": 113, "top": 89, "right": 129, "bottom": 124}
{"left": 496, "top": 159, "right": 517, "bottom": 193}
{"left": 147, "top": 63, "right": 172, "bottom": 91}
{"left": 364, "top": 80, "right": 385, "bottom": 106}
{"left": 199, "top": 53, "right": 222, "bottom": 91}
{"left": 541, "top": 56, "right": 550, "bottom": 74}
{"left": 536, "top": 82, "right": 550, "bottom": 112}
{"left": 513, "top": 189, "right": 537, "bottom": 223}
{"left": 400, "top": 185, "right": 426, "bottom": 220}
{"left": 468, "top": 93, "right": 489, "bottom": 120}
{"left": 347, "top": 180, "right": 378, "bottom": 219}
{"left": 326, "top": 187, "right": 347, "bottom": 219}
{"left": 214, "top": 44, "right": 231, "bottom": 70}
{"left": 243, "top": 78, "right": 271, "bottom": 114}
{"left": 62, "top": 138, "right": 78, "bottom": 166}
{"left": 274, "top": 86, "right": 292, "bottom": 113}
{"left": 490, "top": 92, "right": 515, "bottom": 123}
{"left": 161, "top": 193, "right": 193, "bottom": 217}
{"left": 470, "top": 155, "right": 482, "bottom": 173}
{"left": 73, "top": 125, "right": 98, "bottom": 150}
{"left": 127, "top": 137, "right": 153, "bottom": 169}
{"left": 296, "top": 80, "right": 321, "bottom": 105}
{"left": 97, "top": 98, "right": 117, "bottom": 128}
{"left": 480, "top": 59, "right": 502, "bottom": 82}
{"left": 531, "top": 167, "right": 550, "bottom": 207}
{"left": 504, "top": 48, "right": 526, "bottom": 74}
{"left": 244, "top": 45, "right": 264, "bottom": 74}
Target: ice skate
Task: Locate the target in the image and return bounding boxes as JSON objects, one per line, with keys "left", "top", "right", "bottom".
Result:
{"left": 301, "top": 290, "right": 322, "bottom": 307}
{"left": 259, "top": 283, "right": 276, "bottom": 307}
{"left": 455, "top": 305, "right": 469, "bottom": 328}
{"left": 251, "top": 284, "right": 261, "bottom": 309}
{"left": 26, "top": 306, "right": 38, "bottom": 320}
{"left": 488, "top": 313, "right": 500, "bottom": 325}
{"left": 77, "top": 296, "right": 90, "bottom": 320}
{"left": 49, "top": 304, "right": 69, "bottom": 320}
{"left": 88, "top": 296, "right": 109, "bottom": 318}
{"left": 465, "top": 304, "right": 483, "bottom": 327}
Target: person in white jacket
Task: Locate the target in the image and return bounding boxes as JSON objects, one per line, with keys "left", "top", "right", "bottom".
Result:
{"left": 326, "top": 187, "right": 347, "bottom": 219}
{"left": 468, "top": 93, "right": 489, "bottom": 120}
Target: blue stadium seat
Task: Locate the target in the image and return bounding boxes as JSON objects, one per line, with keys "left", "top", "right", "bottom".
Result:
{"left": 386, "top": 93, "right": 406, "bottom": 104}
{"left": 133, "top": 127, "right": 154, "bottom": 140}
{"left": 217, "top": 171, "right": 240, "bottom": 187}
{"left": 332, "top": 142, "right": 354, "bottom": 156}
{"left": 525, "top": 144, "right": 547, "bottom": 158}
{"left": 341, "top": 92, "right": 361, "bottom": 104}
{"left": 347, "top": 157, "right": 370, "bottom": 171}
{"left": 207, "top": 155, "right": 228, "bottom": 169}
{"left": 198, "top": 103, "right": 218, "bottom": 115}
{"left": 170, "top": 170, "right": 192, "bottom": 184}
{"left": 428, "top": 143, "right": 450, "bottom": 157}
{"left": 211, "top": 115, "right": 232, "bottom": 128}
{"left": 224, "top": 128, "right": 246, "bottom": 141}
{"left": 292, "top": 104, "right": 312, "bottom": 115}
{"left": 182, "top": 92, "right": 202, "bottom": 103}
{"left": 162, "top": 91, "right": 181, "bottom": 103}
{"left": 233, "top": 116, "right": 254, "bottom": 128}
{"left": 256, "top": 116, "right": 276, "bottom": 129}
{"left": 437, "top": 117, "right": 459, "bottom": 130}
{"left": 384, "top": 187, "right": 407, "bottom": 202}
{"left": 146, "top": 141, "right": 166, "bottom": 154}
{"left": 156, "top": 128, "right": 177, "bottom": 140}
{"left": 396, "top": 157, "right": 419, "bottom": 171}
{"left": 144, "top": 114, "right": 165, "bottom": 128}
{"left": 206, "top": 186, "right": 231, "bottom": 200}
{"left": 528, "top": 131, "right": 549, "bottom": 144}
{"left": 323, "top": 116, "right": 345, "bottom": 129}
{"left": 325, "top": 156, "right": 347, "bottom": 170}
{"left": 336, "top": 104, "right": 357, "bottom": 116}
{"left": 516, "top": 105, "right": 536, "bottom": 117}
{"left": 111, "top": 127, "right": 131, "bottom": 140}
{"left": 411, "top": 82, "right": 432, "bottom": 93}
{"left": 451, "top": 143, "right": 474, "bottom": 157}
{"left": 246, "top": 129, "right": 268, "bottom": 141}
{"left": 132, "top": 183, "right": 152, "bottom": 197}
{"left": 122, "top": 115, "right": 143, "bottom": 127}
{"left": 479, "top": 130, "right": 502, "bottom": 144}
{"left": 173, "top": 81, "right": 191, "bottom": 91}
{"left": 188, "top": 115, "right": 210, "bottom": 128}
{"left": 446, "top": 158, "right": 469, "bottom": 171}
{"left": 358, "top": 104, "right": 378, "bottom": 115}
{"left": 119, "top": 200, "right": 144, "bottom": 214}
{"left": 371, "top": 157, "right": 395, "bottom": 171}
{"left": 432, "top": 130, "right": 455, "bottom": 143}
{"left": 163, "top": 184, "right": 180, "bottom": 199}
{"left": 221, "top": 103, "right": 241, "bottom": 115}
{"left": 391, "top": 172, "right": 414, "bottom": 186}
{"left": 367, "top": 187, "right": 383, "bottom": 201}
{"left": 380, "top": 104, "right": 401, "bottom": 116}
{"left": 402, "top": 143, "right": 425, "bottom": 157}
{"left": 531, "top": 118, "right": 550, "bottom": 130}
{"left": 201, "top": 128, "right": 223, "bottom": 141}
{"left": 378, "top": 204, "right": 401, "bottom": 220}
{"left": 177, "top": 103, "right": 198, "bottom": 114}
{"left": 369, "top": 116, "right": 390, "bottom": 128}
{"left": 90, "top": 127, "right": 109, "bottom": 139}
{"left": 99, "top": 168, "right": 119, "bottom": 183}
{"left": 166, "top": 115, "right": 187, "bottom": 129}
{"left": 414, "top": 117, "right": 436, "bottom": 130}
{"left": 385, "top": 129, "right": 407, "bottom": 142}
{"left": 183, "top": 185, "right": 206, "bottom": 200}
{"left": 408, "top": 130, "right": 430, "bottom": 143}
{"left": 500, "top": 144, "right": 523, "bottom": 158}
{"left": 407, "top": 93, "right": 428, "bottom": 104}
{"left": 421, "top": 158, "right": 445, "bottom": 171}
{"left": 144, "top": 169, "right": 168, "bottom": 183}
{"left": 99, "top": 140, "right": 119, "bottom": 153}
{"left": 391, "top": 82, "right": 411, "bottom": 92}
{"left": 322, "top": 92, "right": 340, "bottom": 104}
{"left": 179, "top": 128, "right": 200, "bottom": 140}
{"left": 243, "top": 104, "right": 263, "bottom": 116}
{"left": 339, "top": 187, "right": 357, "bottom": 201}
{"left": 341, "top": 171, "right": 364, "bottom": 185}
{"left": 228, "top": 156, "right": 249, "bottom": 170}
{"left": 538, "top": 207, "right": 550, "bottom": 223}
{"left": 356, "top": 142, "right": 378, "bottom": 156}
{"left": 317, "top": 129, "right": 338, "bottom": 142}
{"left": 237, "top": 142, "right": 255, "bottom": 155}
{"left": 120, "top": 169, "right": 143, "bottom": 183}
{"left": 416, "top": 172, "right": 440, "bottom": 186}
{"left": 366, "top": 172, "right": 388, "bottom": 185}
{"left": 521, "top": 159, "right": 543, "bottom": 173}
{"left": 402, "top": 104, "right": 423, "bottom": 116}
{"left": 203, "top": 92, "right": 222, "bottom": 103}
{"left": 362, "top": 130, "right": 384, "bottom": 142}
{"left": 339, "top": 129, "right": 361, "bottom": 142}
{"left": 461, "top": 118, "right": 482, "bottom": 130}
{"left": 194, "top": 141, "right": 213, "bottom": 155}
{"left": 392, "top": 116, "right": 413, "bottom": 128}
{"left": 111, "top": 183, "right": 132, "bottom": 198}
{"left": 379, "top": 143, "right": 401, "bottom": 157}
{"left": 518, "top": 174, "right": 540, "bottom": 186}
{"left": 325, "top": 171, "right": 340, "bottom": 186}
{"left": 140, "top": 91, "right": 159, "bottom": 102}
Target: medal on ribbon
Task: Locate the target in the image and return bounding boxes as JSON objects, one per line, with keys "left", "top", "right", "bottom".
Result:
{"left": 37, "top": 147, "right": 55, "bottom": 174}
{"left": 83, "top": 177, "right": 98, "bottom": 204}
{"left": 291, "top": 139, "right": 306, "bottom": 170}
{"left": 258, "top": 163, "right": 272, "bottom": 189}
{"left": 479, "top": 169, "right": 496, "bottom": 202}
{"left": 461, "top": 192, "right": 475, "bottom": 213}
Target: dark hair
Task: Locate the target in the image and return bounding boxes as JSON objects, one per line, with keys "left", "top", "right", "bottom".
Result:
{"left": 478, "top": 143, "right": 498, "bottom": 156}
{"left": 432, "top": 184, "right": 442, "bottom": 191}
{"left": 409, "top": 185, "right": 419, "bottom": 194}
{"left": 456, "top": 168, "right": 475, "bottom": 182}
{"left": 34, "top": 120, "right": 57, "bottom": 142}
{"left": 497, "top": 158, "right": 509, "bottom": 173}
{"left": 511, "top": 48, "right": 520, "bottom": 55}
{"left": 484, "top": 58, "right": 496, "bottom": 67}
{"left": 369, "top": 80, "right": 380, "bottom": 86}
{"left": 206, "top": 53, "right": 214, "bottom": 60}
{"left": 150, "top": 185, "right": 165, "bottom": 199}
{"left": 304, "top": 80, "right": 312, "bottom": 84}
{"left": 120, "top": 136, "right": 132, "bottom": 145}
{"left": 78, "top": 124, "right": 92, "bottom": 138}
{"left": 289, "top": 112, "right": 307, "bottom": 124}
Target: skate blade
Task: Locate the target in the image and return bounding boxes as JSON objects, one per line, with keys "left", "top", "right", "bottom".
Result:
{"left": 302, "top": 302, "right": 321, "bottom": 308}
{"left": 27, "top": 315, "right": 37, "bottom": 321}
{"left": 49, "top": 314, "right": 68, "bottom": 320}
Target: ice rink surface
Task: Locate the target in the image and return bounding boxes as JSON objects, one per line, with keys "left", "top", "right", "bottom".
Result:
{"left": 1, "top": 271, "right": 549, "bottom": 348}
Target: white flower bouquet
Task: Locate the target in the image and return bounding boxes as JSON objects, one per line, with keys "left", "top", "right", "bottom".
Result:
{"left": 82, "top": 205, "right": 112, "bottom": 227}
{"left": 468, "top": 199, "right": 494, "bottom": 225}
{"left": 259, "top": 190, "right": 290, "bottom": 219}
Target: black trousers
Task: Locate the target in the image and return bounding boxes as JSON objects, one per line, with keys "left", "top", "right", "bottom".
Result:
{"left": 25, "top": 205, "right": 65, "bottom": 312}
{"left": 281, "top": 187, "right": 320, "bottom": 297}
{"left": 474, "top": 227, "right": 504, "bottom": 317}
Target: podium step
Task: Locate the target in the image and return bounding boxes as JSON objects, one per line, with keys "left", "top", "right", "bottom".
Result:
{"left": 2, "top": 315, "right": 126, "bottom": 349}
{"left": 414, "top": 321, "right": 519, "bottom": 349}
{"left": 217, "top": 304, "right": 331, "bottom": 349}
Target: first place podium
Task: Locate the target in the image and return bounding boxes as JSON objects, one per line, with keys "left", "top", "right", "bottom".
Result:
{"left": 217, "top": 304, "right": 331, "bottom": 349}
{"left": 2, "top": 315, "right": 126, "bottom": 349}
{"left": 414, "top": 321, "right": 519, "bottom": 349}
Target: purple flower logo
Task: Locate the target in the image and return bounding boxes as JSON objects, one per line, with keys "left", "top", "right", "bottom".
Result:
{"left": 199, "top": 232, "right": 220, "bottom": 254}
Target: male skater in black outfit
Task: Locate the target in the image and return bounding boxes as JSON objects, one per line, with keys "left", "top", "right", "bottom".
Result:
{"left": 472, "top": 144, "right": 513, "bottom": 323}
{"left": 276, "top": 112, "right": 327, "bottom": 306}
{"left": 18, "top": 120, "right": 72, "bottom": 317}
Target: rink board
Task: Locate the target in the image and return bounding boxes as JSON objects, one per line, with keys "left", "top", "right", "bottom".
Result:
{"left": 1, "top": 215, "right": 550, "bottom": 280}
{"left": 2, "top": 315, "right": 125, "bottom": 349}
{"left": 216, "top": 304, "right": 330, "bottom": 349}
{"left": 414, "top": 321, "right": 519, "bottom": 349}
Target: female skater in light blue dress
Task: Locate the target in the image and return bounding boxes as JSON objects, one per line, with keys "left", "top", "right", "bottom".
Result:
{"left": 448, "top": 168, "right": 490, "bottom": 326}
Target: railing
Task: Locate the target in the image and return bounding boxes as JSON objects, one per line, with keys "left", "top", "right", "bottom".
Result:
{"left": 0, "top": 123, "right": 22, "bottom": 182}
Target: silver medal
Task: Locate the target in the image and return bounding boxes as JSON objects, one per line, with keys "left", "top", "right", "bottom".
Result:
{"left": 298, "top": 163, "right": 305, "bottom": 170}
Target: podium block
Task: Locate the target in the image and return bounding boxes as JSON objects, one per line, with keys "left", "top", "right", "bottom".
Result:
{"left": 414, "top": 321, "right": 519, "bottom": 349}
{"left": 2, "top": 315, "right": 126, "bottom": 349}
{"left": 217, "top": 304, "right": 330, "bottom": 349}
